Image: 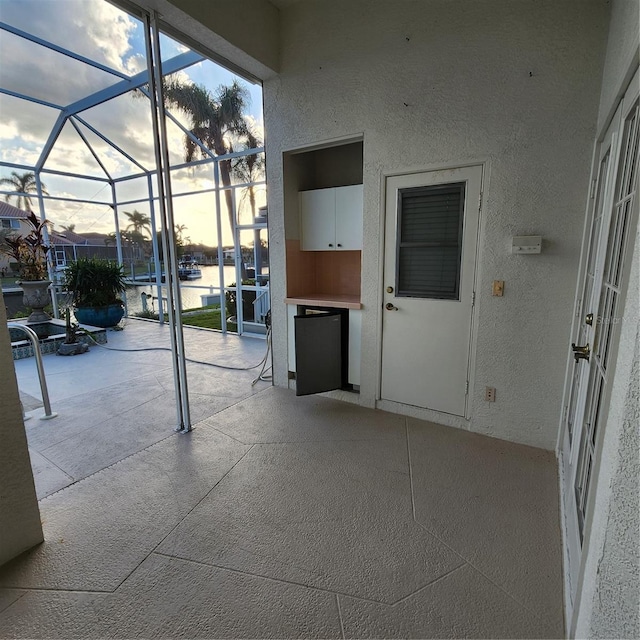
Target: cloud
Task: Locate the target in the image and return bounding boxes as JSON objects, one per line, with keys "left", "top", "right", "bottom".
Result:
{"left": 0, "top": 0, "right": 263, "bottom": 244}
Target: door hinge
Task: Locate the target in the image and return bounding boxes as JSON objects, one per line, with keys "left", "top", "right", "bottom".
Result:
{"left": 471, "top": 291, "right": 476, "bottom": 307}
{"left": 590, "top": 178, "right": 597, "bottom": 200}
{"left": 465, "top": 380, "right": 469, "bottom": 395}
{"left": 562, "top": 405, "right": 568, "bottom": 425}
{"left": 478, "top": 191, "right": 483, "bottom": 211}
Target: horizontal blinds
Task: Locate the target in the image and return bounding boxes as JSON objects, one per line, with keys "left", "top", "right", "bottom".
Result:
{"left": 397, "top": 183, "right": 464, "bottom": 299}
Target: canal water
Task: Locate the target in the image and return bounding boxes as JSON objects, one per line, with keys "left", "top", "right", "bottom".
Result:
{"left": 124, "top": 265, "right": 255, "bottom": 315}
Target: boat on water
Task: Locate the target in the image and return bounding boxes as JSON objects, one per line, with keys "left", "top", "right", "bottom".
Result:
{"left": 178, "top": 256, "right": 202, "bottom": 280}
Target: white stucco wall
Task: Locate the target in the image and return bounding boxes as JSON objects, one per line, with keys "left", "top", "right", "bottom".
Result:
{"left": 596, "top": 0, "right": 640, "bottom": 132}
{"left": 0, "top": 303, "right": 43, "bottom": 566}
{"left": 264, "top": 0, "right": 609, "bottom": 449}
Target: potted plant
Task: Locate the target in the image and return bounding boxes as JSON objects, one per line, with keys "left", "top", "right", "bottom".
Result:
{"left": 64, "top": 257, "right": 127, "bottom": 328}
{"left": 0, "top": 211, "right": 52, "bottom": 323}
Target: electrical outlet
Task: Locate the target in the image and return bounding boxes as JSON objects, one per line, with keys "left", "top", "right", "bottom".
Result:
{"left": 492, "top": 280, "right": 504, "bottom": 296}
{"left": 485, "top": 386, "right": 496, "bottom": 402}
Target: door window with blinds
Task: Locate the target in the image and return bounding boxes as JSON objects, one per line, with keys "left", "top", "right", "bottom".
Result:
{"left": 395, "top": 182, "right": 465, "bottom": 299}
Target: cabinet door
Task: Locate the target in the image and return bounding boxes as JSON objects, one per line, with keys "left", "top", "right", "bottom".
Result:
{"left": 335, "top": 185, "right": 363, "bottom": 250}
{"left": 299, "top": 188, "right": 336, "bottom": 251}
{"left": 294, "top": 312, "right": 343, "bottom": 395}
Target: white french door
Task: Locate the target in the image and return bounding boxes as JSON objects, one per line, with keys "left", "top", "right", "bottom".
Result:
{"left": 561, "top": 70, "right": 639, "bottom": 612}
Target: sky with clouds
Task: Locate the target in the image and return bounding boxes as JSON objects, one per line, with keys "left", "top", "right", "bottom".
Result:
{"left": 0, "top": 0, "right": 265, "bottom": 247}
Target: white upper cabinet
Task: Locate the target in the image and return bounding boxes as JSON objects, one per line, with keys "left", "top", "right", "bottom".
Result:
{"left": 300, "top": 184, "right": 363, "bottom": 251}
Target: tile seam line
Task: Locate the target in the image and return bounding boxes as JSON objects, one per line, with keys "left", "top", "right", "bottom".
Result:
{"left": 35, "top": 391, "right": 263, "bottom": 502}
{"left": 30, "top": 449, "right": 75, "bottom": 483}
{"left": 0, "top": 586, "right": 113, "bottom": 595}
{"left": 111, "top": 445, "right": 257, "bottom": 593}
{"left": 405, "top": 417, "right": 416, "bottom": 519}
{"left": 335, "top": 593, "right": 346, "bottom": 640}
{"left": 36, "top": 430, "right": 178, "bottom": 502}
{"left": 33, "top": 389, "right": 169, "bottom": 454}
{"left": 151, "top": 552, "right": 399, "bottom": 606}
{"left": 0, "top": 590, "right": 28, "bottom": 616}
{"left": 412, "top": 518, "right": 545, "bottom": 623}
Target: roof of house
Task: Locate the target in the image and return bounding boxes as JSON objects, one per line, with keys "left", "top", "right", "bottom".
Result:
{"left": 0, "top": 201, "right": 30, "bottom": 219}
{"left": 50, "top": 230, "right": 91, "bottom": 246}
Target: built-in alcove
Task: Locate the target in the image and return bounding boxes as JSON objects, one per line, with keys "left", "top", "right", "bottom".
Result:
{"left": 283, "top": 140, "right": 363, "bottom": 306}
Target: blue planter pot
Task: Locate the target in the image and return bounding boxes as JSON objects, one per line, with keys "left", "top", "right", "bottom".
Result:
{"left": 74, "top": 304, "right": 124, "bottom": 328}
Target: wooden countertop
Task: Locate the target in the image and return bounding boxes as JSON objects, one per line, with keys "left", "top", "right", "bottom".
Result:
{"left": 284, "top": 293, "right": 362, "bottom": 309}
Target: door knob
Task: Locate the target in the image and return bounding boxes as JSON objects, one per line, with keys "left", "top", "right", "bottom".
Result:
{"left": 385, "top": 302, "right": 398, "bottom": 311}
{"left": 571, "top": 343, "right": 590, "bottom": 363}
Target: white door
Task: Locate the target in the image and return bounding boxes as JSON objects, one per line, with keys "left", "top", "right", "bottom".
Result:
{"left": 561, "top": 72, "right": 639, "bottom": 612}
{"left": 381, "top": 166, "right": 482, "bottom": 416}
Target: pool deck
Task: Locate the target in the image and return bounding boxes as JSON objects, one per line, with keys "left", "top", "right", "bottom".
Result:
{"left": 14, "top": 317, "right": 271, "bottom": 498}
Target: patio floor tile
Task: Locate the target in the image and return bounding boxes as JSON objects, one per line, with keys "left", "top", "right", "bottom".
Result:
{"left": 0, "top": 554, "right": 342, "bottom": 639}
{"left": 0, "top": 427, "right": 250, "bottom": 591}
{"left": 157, "top": 435, "right": 462, "bottom": 603}
{"left": 339, "top": 563, "right": 558, "bottom": 639}
{"left": 408, "top": 418, "right": 564, "bottom": 635}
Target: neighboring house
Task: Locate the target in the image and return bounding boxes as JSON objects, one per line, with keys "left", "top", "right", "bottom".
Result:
{"left": 0, "top": 202, "right": 29, "bottom": 274}
{"left": 0, "top": 201, "right": 117, "bottom": 274}
{"left": 2, "top": 0, "right": 638, "bottom": 638}
{"left": 49, "top": 230, "right": 117, "bottom": 267}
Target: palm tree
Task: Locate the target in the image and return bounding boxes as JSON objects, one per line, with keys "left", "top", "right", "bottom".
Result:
{"left": 231, "top": 130, "right": 265, "bottom": 221}
{"left": 162, "top": 79, "right": 249, "bottom": 233}
{"left": 174, "top": 224, "right": 187, "bottom": 245}
{"left": 0, "top": 171, "right": 48, "bottom": 211}
{"left": 123, "top": 210, "right": 151, "bottom": 239}
{"left": 60, "top": 223, "right": 76, "bottom": 233}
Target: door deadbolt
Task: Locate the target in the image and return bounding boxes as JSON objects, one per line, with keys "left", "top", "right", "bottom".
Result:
{"left": 571, "top": 343, "right": 590, "bottom": 363}
{"left": 585, "top": 313, "right": 593, "bottom": 326}
{"left": 386, "top": 286, "right": 394, "bottom": 293}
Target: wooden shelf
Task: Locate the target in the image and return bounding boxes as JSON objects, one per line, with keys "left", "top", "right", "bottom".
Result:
{"left": 284, "top": 293, "right": 362, "bottom": 309}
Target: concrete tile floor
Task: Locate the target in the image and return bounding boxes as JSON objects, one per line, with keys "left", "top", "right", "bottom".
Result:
{"left": 1, "top": 320, "right": 564, "bottom": 638}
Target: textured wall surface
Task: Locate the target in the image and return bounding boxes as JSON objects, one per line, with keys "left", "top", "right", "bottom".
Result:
{"left": 264, "top": 0, "right": 609, "bottom": 449}
{"left": 597, "top": 0, "right": 640, "bottom": 131}
{"left": 0, "top": 303, "right": 43, "bottom": 566}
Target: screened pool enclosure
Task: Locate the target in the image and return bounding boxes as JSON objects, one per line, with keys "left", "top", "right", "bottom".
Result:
{"left": 0, "top": 0, "right": 269, "bottom": 431}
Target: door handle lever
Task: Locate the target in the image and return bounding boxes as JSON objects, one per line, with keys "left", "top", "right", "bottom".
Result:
{"left": 385, "top": 302, "right": 398, "bottom": 311}
{"left": 571, "top": 343, "right": 590, "bottom": 363}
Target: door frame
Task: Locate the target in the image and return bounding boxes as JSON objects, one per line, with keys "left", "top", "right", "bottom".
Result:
{"left": 375, "top": 162, "right": 486, "bottom": 423}
{"left": 558, "top": 67, "right": 640, "bottom": 631}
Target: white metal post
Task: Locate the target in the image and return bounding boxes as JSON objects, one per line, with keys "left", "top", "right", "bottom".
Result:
{"left": 146, "top": 11, "right": 191, "bottom": 432}
{"left": 213, "top": 161, "right": 227, "bottom": 334}
{"left": 232, "top": 187, "right": 244, "bottom": 334}
{"left": 146, "top": 173, "right": 164, "bottom": 324}
{"left": 110, "top": 182, "right": 127, "bottom": 317}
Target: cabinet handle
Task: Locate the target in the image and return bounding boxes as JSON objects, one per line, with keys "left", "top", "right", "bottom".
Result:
{"left": 328, "top": 243, "right": 333, "bottom": 247}
{"left": 337, "top": 243, "right": 342, "bottom": 247}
